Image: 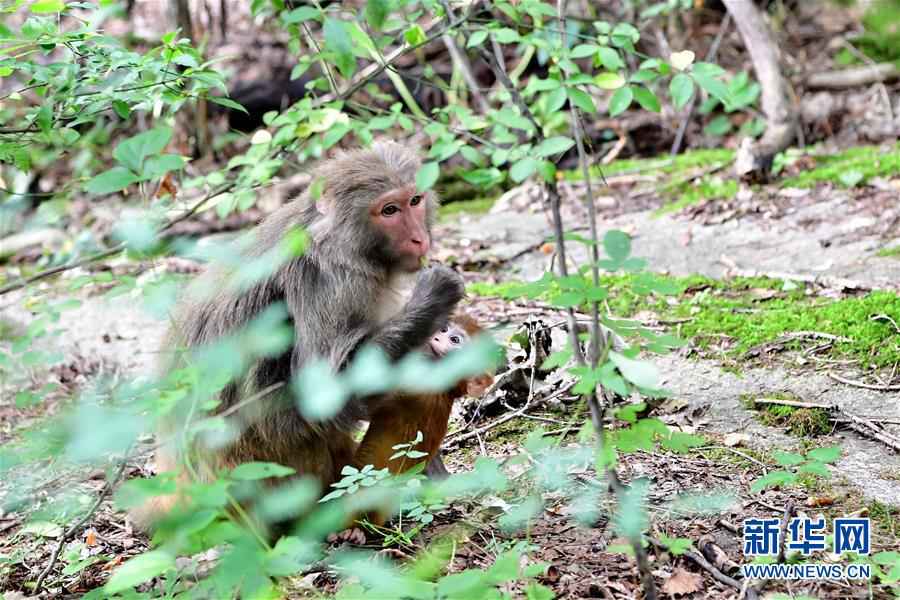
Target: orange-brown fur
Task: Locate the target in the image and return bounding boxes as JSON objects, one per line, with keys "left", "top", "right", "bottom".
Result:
{"left": 349, "top": 314, "right": 492, "bottom": 526}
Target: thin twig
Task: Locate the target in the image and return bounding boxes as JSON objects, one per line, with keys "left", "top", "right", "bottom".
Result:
{"left": 444, "top": 381, "right": 576, "bottom": 447}
{"left": 828, "top": 372, "right": 900, "bottom": 391}
{"left": 872, "top": 313, "right": 900, "bottom": 334}
{"left": 0, "top": 184, "right": 232, "bottom": 296}
{"left": 648, "top": 537, "right": 754, "bottom": 598}
{"left": 34, "top": 457, "right": 131, "bottom": 591}
{"left": 557, "top": 2, "right": 655, "bottom": 598}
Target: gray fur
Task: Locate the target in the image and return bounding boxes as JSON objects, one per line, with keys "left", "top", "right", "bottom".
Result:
{"left": 167, "top": 142, "right": 463, "bottom": 478}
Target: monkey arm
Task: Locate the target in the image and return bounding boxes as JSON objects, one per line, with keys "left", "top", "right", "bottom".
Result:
{"left": 367, "top": 265, "right": 465, "bottom": 362}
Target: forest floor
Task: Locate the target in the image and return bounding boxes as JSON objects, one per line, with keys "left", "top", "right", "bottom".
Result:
{"left": 2, "top": 144, "right": 899, "bottom": 598}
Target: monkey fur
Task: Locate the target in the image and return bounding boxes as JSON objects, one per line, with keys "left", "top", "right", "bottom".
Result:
{"left": 136, "top": 143, "right": 465, "bottom": 530}
{"left": 351, "top": 313, "right": 493, "bottom": 526}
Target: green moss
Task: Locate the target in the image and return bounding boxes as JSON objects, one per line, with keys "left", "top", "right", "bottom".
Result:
{"left": 470, "top": 273, "right": 900, "bottom": 367}
{"left": 657, "top": 176, "right": 738, "bottom": 214}
{"left": 438, "top": 196, "right": 497, "bottom": 220}
{"left": 781, "top": 143, "right": 900, "bottom": 188}
{"left": 876, "top": 246, "right": 900, "bottom": 259}
{"left": 757, "top": 405, "right": 832, "bottom": 437}
{"left": 562, "top": 148, "right": 735, "bottom": 181}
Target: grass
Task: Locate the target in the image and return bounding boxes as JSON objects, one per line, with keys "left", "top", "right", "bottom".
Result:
{"left": 561, "top": 148, "right": 735, "bottom": 181}
{"left": 470, "top": 273, "right": 900, "bottom": 368}
{"left": 781, "top": 143, "right": 900, "bottom": 188}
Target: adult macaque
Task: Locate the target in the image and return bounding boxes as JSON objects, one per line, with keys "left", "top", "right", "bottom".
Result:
{"left": 350, "top": 313, "right": 493, "bottom": 526}
{"left": 136, "top": 143, "right": 464, "bottom": 529}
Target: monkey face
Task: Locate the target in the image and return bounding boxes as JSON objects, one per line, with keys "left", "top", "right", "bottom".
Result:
{"left": 368, "top": 184, "right": 431, "bottom": 272}
{"left": 428, "top": 323, "right": 468, "bottom": 358}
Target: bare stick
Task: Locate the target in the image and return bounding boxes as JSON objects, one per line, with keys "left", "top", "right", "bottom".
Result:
{"left": 806, "top": 63, "right": 899, "bottom": 89}
{"left": 0, "top": 184, "right": 232, "bottom": 296}
{"left": 828, "top": 372, "right": 900, "bottom": 392}
{"left": 557, "top": 2, "right": 654, "bottom": 598}
{"left": 34, "top": 458, "right": 130, "bottom": 592}
{"left": 648, "top": 537, "right": 754, "bottom": 598}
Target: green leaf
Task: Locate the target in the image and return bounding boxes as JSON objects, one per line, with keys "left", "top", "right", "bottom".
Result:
{"left": 806, "top": 446, "right": 841, "bottom": 464}
{"left": 797, "top": 461, "right": 830, "bottom": 477}
{"left": 208, "top": 96, "right": 248, "bottom": 114}
{"left": 510, "top": 157, "right": 539, "bottom": 183}
{"left": 570, "top": 44, "right": 599, "bottom": 59}
{"left": 114, "top": 127, "right": 172, "bottom": 173}
{"left": 404, "top": 24, "right": 427, "bottom": 46}
{"left": 467, "top": 30, "right": 488, "bottom": 48}
{"left": 416, "top": 161, "right": 440, "bottom": 192}
{"left": 112, "top": 100, "right": 131, "bottom": 119}
{"left": 364, "top": 0, "right": 390, "bottom": 30}
{"left": 566, "top": 87, "right": 596, "bottom": 113}
{"left": 703, "top": 115, "right": 732, "bottom": 136}
{"left": 86, "top": 167, "right": 139, "bottom": 195}
{"left": 603, "top": 230, "right": 631, "bottom": 261}
{"left": 632, "top": 86, "right": 660, "bottom": 112}
{"left": 492, "top": 28, "right": 520, "bottom": 44}
{"left": 839, "top": 170, "right": 864, "bottom": 188}
{"left": 594, "top": 71, "right": 625, "bottom": 90}
{"left": 143, "top": 154, "right": 186, "bottom": 179}
{"left": 670, "top": 73, "right": 695, "bottom": 110}
{"left": 691, "top": 72, "right": 730, "bottom": 106}
{"left": 324, "top": 18, "right": 355, "bottom": 78}
{"left": 608, "top": 86, "right": 633, "bottom": 117}
{"left": 30, "top": 0, "right": 66, "bottom": 13}
{"left": 282, "top": 5, "right": 319, "bottom": 23}
{"left": 597, "top": 47, "right": 624, "bottom": 70}
{"left": 750, "top": 470, "right": 796, "bottom": 493}
{"left": 772, "top": 451, "right": 805, "bottom": 467}
{"left": 610, "top": 351, "right": 658, "bottom": 388}
{"left": 494, "top": 108, "right": 533, "bottom": 131}
{"left": 105, "top": 550, "right": 175, "bottom": 593}
{"left": 534, "top": 136, "right": 574, "bottom": 158}
{"left": 231, "top": 462, "right": 296, "bottom": 480}
{"left": 461, "top": 167, "right": 504, "bottom": 188}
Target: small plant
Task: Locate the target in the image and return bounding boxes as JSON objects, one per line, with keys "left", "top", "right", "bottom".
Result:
{"left": 320, "top": 464, "right": 391, "bottom": 503}
{"left": 751, "top": 446, "right": 842, "bottom": 492}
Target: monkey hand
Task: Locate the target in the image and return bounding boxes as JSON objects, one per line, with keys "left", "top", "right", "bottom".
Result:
{"left": 414, "top": 264, "right": 464, "bottom": 312}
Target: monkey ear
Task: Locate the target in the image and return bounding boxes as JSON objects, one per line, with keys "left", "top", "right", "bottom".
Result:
{"left": 466, "top": 374, "right": 494, "bottom": 397}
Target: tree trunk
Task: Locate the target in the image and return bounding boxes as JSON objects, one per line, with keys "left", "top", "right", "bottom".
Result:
{"left": 722, "top": 0, "right": 796, "bottom": 181}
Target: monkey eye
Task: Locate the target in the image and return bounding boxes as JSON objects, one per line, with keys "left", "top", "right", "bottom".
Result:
{"left": 450, "top": 335, "right": 461, "bottom": 344}
{"left": 409, "top": 194, "right": 423, "bottom": 206}
{"left": 381, "top": 204, "right": 400, "bottom": 216}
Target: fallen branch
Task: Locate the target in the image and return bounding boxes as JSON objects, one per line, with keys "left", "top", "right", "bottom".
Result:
{"left": 828, "top": 371, "right": 900, "bottom": 392}
{"left": 753, "top": 395, "right": 900, "bottom": 451}
{"left": 648, "top": 536, "right": 754, "bottom": 599}
{"left": 805, "top": 63, "right": 900, "bottom": 89}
